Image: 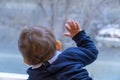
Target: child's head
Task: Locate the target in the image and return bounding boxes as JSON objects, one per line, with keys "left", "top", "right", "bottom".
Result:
{"left": 18, "top": 26, "right": 60, "bottom": 65}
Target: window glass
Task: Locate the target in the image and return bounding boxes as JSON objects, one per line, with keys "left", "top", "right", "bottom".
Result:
{"left": 0, "top": 0, "right": 120, "bottom": 80}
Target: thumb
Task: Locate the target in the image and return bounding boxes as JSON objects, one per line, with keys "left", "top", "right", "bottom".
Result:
{"left": 64, "top": 33, "right": 71, "bottom": 37}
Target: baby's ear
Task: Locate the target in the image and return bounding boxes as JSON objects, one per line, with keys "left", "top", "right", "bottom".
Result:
{"left": 56, "top": 40, "right": 62, "bottom": 51}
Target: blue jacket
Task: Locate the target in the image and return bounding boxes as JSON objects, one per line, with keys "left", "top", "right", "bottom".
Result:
{"left": 27, "top": 31, "right": 98, "bottom": 80}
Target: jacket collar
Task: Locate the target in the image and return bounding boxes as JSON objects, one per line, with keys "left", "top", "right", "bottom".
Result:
{"left": 31, "top": 51, "right": 61, "bottom": 69}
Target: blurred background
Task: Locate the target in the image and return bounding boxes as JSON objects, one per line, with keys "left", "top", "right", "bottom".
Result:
{"left": 0, "top": 0, "right": 120, "bottom": 80}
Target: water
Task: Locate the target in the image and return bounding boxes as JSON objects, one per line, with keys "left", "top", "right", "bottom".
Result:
{"left": 0, "top": 50, "right": 28, "bottom": 74}
{"left": 0, "top": 46, "right": 120, "bottom": 80}
{"left": 87, "top": 46, "right": 120, "bottom": 80}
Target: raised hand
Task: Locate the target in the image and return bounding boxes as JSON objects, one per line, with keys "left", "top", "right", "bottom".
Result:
{"left": 64, "top": 20, "right": 81, "bottom": 38}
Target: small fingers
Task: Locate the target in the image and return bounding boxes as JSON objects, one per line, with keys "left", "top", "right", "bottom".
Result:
{"left": 65, "top": 24, "right": 71, "bottom": 32}
{"left": 74, "top": 21, "right": 80, "bottom": 30}
{"left": 65, "top": 20, "right": 81, "bottom": 38}
{"left": 68, "top": 20, "right": 76, "bottom": 30}
{"left": 64, "top": 33, "right": 71, "bottom": 37}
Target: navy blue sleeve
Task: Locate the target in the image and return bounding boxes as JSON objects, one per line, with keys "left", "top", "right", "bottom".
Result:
{"left": 71, "top": 31, "right": 98, "bottom": 66}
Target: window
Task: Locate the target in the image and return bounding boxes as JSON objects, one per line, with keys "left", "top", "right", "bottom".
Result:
{"left": 0, "top": 0, "right": 120, "bottom": 80}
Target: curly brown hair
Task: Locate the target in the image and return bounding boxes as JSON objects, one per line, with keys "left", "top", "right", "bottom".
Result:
{"left": 18, "top": 26, "right": 56, "bottom": 65}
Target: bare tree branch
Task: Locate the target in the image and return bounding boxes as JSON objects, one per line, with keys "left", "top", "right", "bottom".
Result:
{"left": 37, "top": 0, "right": 47, "bottom": 16}
{"left": 83, "top": 0, "right": 106, "bottom": 29}
{"left": 61, "top": 0, "right": 71, "bottom": 49}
